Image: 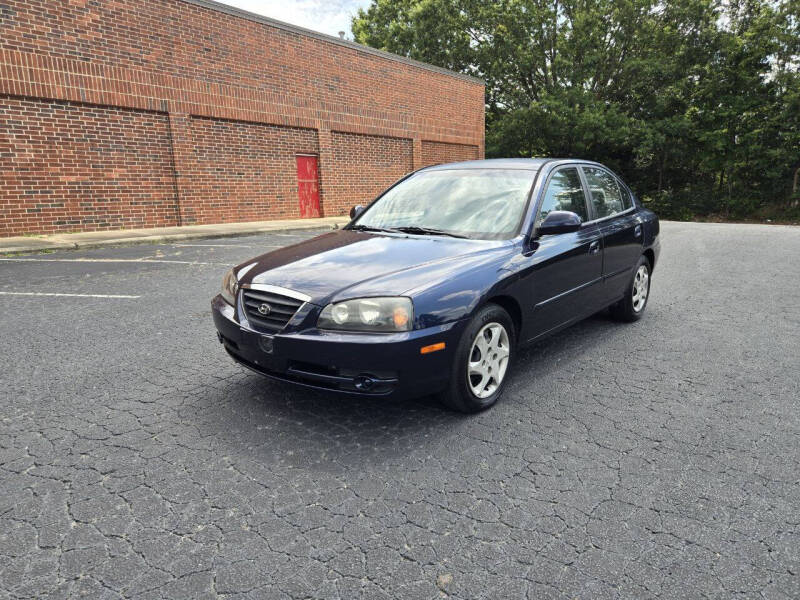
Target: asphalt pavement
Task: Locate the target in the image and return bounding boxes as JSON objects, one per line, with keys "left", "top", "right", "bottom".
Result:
{"left": 1, "top": 222, "right": 798, "bottom": 599}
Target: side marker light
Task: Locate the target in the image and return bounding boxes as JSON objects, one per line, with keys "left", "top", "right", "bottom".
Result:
{"left": 420, "top": 342, "right": 446, "bottom": 354}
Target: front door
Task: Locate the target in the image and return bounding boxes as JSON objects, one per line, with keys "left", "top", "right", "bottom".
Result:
{"left": 517, "top": 166, "right": 604, "bottom": 342}
{"left": 296, "top": 155, "right": 320, "bottom": 218}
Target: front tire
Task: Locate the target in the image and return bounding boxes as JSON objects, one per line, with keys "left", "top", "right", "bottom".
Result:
{"left": 610, "top": 255, "right": 651, "bottom": 322}
{"left": 438, "top": 304, "right": 515, "bottom": 413}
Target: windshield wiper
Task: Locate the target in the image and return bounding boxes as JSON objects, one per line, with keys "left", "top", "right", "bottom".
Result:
{"left": 390, "top": 226, "right": 469, "bottom": 239}
{"left": 349, "top": 224, "right": 395, "bottom": 233}
{"left": 350, "top": 224, "right": 469, "bottom": 239}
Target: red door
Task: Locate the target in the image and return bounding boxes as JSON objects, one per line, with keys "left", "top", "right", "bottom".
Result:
{"left": 296, "top": 155, "right": 320, "bottom": 218}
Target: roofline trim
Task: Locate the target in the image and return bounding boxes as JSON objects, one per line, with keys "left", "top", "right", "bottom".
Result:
{"left": 421, "top": 165, "right": 542, "bottom": 171}
{"left": 179, "top": 0, "right": 485, "bottom": 85}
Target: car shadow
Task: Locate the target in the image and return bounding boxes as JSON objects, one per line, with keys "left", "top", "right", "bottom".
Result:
{"left": 511, "top": 310, "right": 621, "bottom": 381}
{"left": 192, "top": 310, "right": 626, "bottom": 472}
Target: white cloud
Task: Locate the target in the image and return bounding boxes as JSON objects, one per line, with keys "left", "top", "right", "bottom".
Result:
{"left": 213, "top": 0, "right": 372, "bottom": 38}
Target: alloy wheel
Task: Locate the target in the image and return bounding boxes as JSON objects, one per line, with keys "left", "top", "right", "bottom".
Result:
{"left": 632, "top": 264, "right": 650, "bottom": 312}
{"left": 467, "top": 322, "right": 510, "bottom": 398}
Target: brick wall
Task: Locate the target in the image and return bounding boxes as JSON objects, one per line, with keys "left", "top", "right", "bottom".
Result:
{"left": 421, "top": 141, "right": 481, "bottom": 168}
{"left": 184, "top": 118, "right": 319, "bottom": 225}
{"left": 326, "top": 132, "right": 414, "bottom": 215}
{"left": 0, "top": 0, "right": 485, "bottom": 237}
{"left": 0, "top": 97, "right": 177, "bottom": 235}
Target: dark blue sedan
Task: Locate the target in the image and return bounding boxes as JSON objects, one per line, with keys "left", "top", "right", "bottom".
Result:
{"left": 212, "top": 159, "right": 660, "bottom": 412}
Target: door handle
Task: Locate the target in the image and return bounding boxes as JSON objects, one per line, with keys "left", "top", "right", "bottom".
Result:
{"left": 634, "top": 224, "right": 642, "bottom": 238}
{"left": 589, "top": 240, "right": 600, "bottom": 255}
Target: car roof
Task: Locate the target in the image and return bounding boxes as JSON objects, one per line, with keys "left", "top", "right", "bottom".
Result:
{"left": 421, "top": 158, "right": 603, "bottom": 172}
{"left": 422, "top": 158, "right": 549, "bottom": 171}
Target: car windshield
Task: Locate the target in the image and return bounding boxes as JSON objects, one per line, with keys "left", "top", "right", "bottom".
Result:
{"left": 352, "top": 169, "right": 535, "bottom": 240}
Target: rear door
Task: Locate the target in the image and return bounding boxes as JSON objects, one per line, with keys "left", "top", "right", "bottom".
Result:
{"left": 518, "top": 166, "right": 605, "bottom": 341}
{"left": 580, "top": 166, "right": 643, "bottom": 303}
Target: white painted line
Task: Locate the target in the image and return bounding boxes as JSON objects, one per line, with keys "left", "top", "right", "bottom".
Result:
{"left": 0, "top": 258, "right": 223, "bottom": 265}
{"left": 172, "top": 243, "right": 254, "bottom": 248}
{"left": 268, "top": 233, "right": 316, "bottom": 238}
{"left": 0, "top": 292, "right": 140, "bottom": 299}
{"left": 171, "top": 244, "right": 284, "bottom": 248}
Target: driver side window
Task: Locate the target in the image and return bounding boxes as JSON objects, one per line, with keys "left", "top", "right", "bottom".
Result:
{"left": 538, "top": 167, "right": 588, "bottom": 225}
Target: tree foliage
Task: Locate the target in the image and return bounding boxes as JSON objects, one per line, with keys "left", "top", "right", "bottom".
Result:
{"left": 353, "top": 0, "right": 800, "bottom": 219}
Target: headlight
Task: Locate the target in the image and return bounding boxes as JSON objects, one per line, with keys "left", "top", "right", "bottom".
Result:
{"left": 220, "top": 268, "right": 238, "bottom": 305}
{"left": 318, "top": 297, "right": 413, "bottom": 332}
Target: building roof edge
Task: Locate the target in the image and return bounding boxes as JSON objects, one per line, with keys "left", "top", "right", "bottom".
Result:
{"left": 180, "top": 0, "right": 485, "bottom": 86}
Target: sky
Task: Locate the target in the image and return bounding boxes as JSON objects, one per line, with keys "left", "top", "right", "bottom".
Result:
{"left": 214, "top": 0, "right": 373, "bottom": 39}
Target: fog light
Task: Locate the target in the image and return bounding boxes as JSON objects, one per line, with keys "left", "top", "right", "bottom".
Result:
{"left": 354, "top": 375, "right": 375, "bottom": 390}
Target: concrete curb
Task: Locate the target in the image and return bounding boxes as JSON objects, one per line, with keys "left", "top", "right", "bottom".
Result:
{"left": 0, "top": 217, "right": 350, "bottom": 255}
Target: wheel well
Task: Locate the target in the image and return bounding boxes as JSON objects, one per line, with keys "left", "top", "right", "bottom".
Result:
{"left": 486, "top": 295, "right": 522, "bottom": 338}
{"left": 643, "top": 248, "right": 655, "bottom": 270}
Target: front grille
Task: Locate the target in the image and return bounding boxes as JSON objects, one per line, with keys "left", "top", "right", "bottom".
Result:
{"left": 241, "top": 288, "right": 305, "bottom": 333}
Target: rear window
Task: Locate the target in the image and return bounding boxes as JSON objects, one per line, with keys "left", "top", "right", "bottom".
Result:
{"left": 583, "top": 167, "right": 630, "bottom": 218}
{"left": 617, "top": 180, "right": 634, "bottom": 210}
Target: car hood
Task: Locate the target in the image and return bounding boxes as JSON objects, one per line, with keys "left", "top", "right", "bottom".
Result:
{"left": 236, "top": 229, "right": 511, "bottom": 305}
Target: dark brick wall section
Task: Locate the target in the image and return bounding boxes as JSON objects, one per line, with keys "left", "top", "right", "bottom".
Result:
{"left": 0, "top": 97, "right": 177, "bottom": 235}
{"left": 421, "top": 141, "right": 480, "bottom": 167}
{"left": 327, "top": 132, "right": 413, "bottom": 215}
{"left": 184, "top": 118, "right": 319, "bottom": 225}
{"left": 0, "top": 0, "right": 484, "bottom": 236}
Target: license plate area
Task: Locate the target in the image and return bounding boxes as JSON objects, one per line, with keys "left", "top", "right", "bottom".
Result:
{"left": 258, "top": 335, "right": 274, "bottom": 354}
{"left": 239, "top": 328, "right": 283, "bottom": 372}
{"left": 240, "top": 328, "right": 274, "bottom": 352}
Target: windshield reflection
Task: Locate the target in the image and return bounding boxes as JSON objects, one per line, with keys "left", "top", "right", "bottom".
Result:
{"left": 352, "top": 169, "right": 536, "bottom": 240}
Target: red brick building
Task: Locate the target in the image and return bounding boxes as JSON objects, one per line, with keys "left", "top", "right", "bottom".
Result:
{"left": 0, "top": 0, "right": 485, "bottom": 237}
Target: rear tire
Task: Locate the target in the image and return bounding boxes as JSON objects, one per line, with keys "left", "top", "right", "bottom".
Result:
{"left": 610, "top": 255, "right": 651, "bottom": 322}
{"left": 438, "top": 304, "right": 515, "bottom": 413}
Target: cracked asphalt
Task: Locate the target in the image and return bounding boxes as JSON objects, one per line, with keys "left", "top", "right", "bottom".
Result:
{"left": 1, "top": 221, "right": 798, "bottom": 599}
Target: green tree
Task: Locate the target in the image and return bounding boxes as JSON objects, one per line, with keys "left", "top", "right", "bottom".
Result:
{"left": 353, "top": 0, "right": 800, "bottom": 219}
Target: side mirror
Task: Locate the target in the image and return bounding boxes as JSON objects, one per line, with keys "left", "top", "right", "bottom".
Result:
{"left": 536, "top": 211, "right": 582, "bottom": 237}
{"left": 349, "top": 205, "right": 365, "bottom": 219}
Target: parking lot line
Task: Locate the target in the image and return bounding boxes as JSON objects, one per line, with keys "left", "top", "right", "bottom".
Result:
{"left": 171, "top": 243, "right": 285, "bottom": 249}
{"left": 0, "top": 292, "right": 140, "bottom": 299}
{"left": 172, "top": 243, "right": 255, "bottom": 248}
{"left": 0, "top": 257, "right": 224, "bottom": 265}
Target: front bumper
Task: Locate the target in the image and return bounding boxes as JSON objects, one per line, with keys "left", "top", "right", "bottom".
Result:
{"left": 212, "top": 295, "right": 466, "bottom": 398}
